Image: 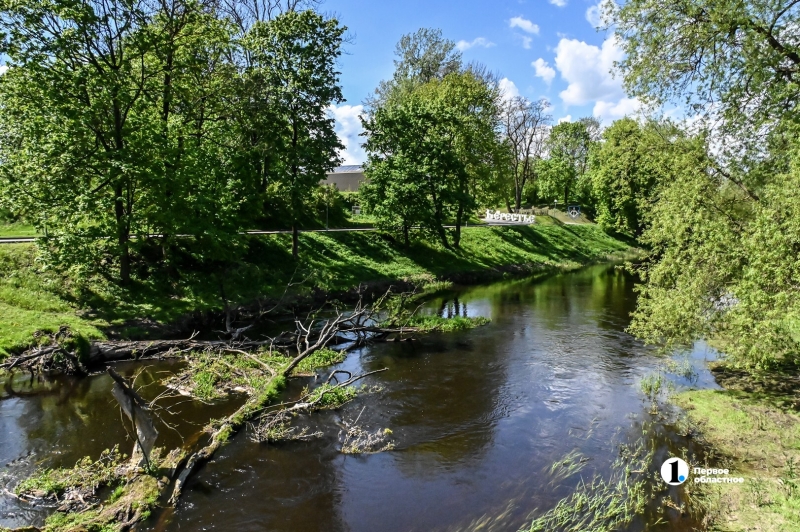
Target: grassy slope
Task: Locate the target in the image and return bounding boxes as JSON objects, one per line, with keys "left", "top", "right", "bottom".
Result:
{"left": 675, "top": 372, "right": 800, "bottom": 530}
{"left": 0, "top": 225, "right": 635, "bottom": 357}
{"left": 0, "top": 245, "right": 105, "bottom": 357}
{"left": 0, "top": 222, "right": 38, "bottom": 237}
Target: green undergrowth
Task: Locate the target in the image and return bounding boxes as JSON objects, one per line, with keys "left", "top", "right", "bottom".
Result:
{"left": 170, "top": 347, "right": 349, "bottom": 401}
{"left": 13, "top": 447, "right": 181, "bottom": 532}
{"left": 401, "top": 314, "right": 490, "bottom": 332}
{"left": 0, "top": 225, "right": 636, "bottom": 359}
{"left": 169, "top": 350, "right": 289, "bottom": 401}
{"left": 522, "top": 439, "right": 655, "bottom": 532}
{"left": 15, "top": 447, "right": 124, "bottom": 498}
{"left": 293, "top": 347, "right": 346, "bottom": 375}
{"left": 304, "top": 382, "right": 359, "bottom": 408}
{"left": 0, "top": 245, "right": 105, "bottom": 358}
{"left": 674, "top": 367, "right": 800, "bottom": 531}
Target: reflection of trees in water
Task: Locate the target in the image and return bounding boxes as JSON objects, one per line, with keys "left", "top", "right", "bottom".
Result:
{"left": 437, "top": 296, "right": 468, "bottom": 318}
{"left": 6, "top": 363, "right": 240, "bottom": 470}
{"left": 378, "top": 265, "right": 650, "bottom": 480}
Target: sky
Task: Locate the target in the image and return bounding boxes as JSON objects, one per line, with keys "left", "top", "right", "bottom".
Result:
{"left": 325, "top": 0, "right": 639, "bottom": 165}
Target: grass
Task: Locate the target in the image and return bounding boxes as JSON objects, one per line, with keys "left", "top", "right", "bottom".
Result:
{"left": 0, "top": 225, "right": 636, "bottom": 359}
{"left": 293, "top": 347, "right": 347, "bottom": 375}
{"left": 304, "top": 382, "right": 359, "bottom": 408}
{"left": 522, "top": 440, "right": 655, "bottom": 532}
{"left": 0, "top": 222, "right": 38, "bottom": 237}
{"left": 15, "top": 447, "right": 124, "bottom": 498}
{"left": 674, "top": 377, "right": 800, "bottom": 530}
{"left": 0, "top": 245, "right": 105, "bottom": 357}
{"left": 400, "top": 314, "right": 490, "bottom": 332}
{"left": 12, "top": 446, "right": 175, "bottom": 532}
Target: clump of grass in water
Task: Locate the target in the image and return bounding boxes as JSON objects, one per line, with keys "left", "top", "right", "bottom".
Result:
{"left": 293, "top": 347, "right": 346, "bottom": 375}
{"left": 168, "top": 349, "right": 290, "bottom": 401}
{"left": 640, "top": 371, "right": 673, "bottom": 414}
{"left": 303, "top": 383, "right": 359, "bottom": 409}
{"left": 15, "top": 446, "right": 124, "bottom": 498}
{"left": 402, "top": 315, "right": 490, "bottom": 332}
{"left": 523, "top": 441, "right": 654, "bottom": 532}
{"left": 548, "top": 449, "right": 590, "bottom": 486}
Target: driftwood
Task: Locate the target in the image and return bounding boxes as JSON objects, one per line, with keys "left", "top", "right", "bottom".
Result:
{"left": 2, "top": 316, "right": 422, "bottom": 374}
{"left": 168, "top": 297, "right": 388, "bottom": 504}
{"left": 252, "top": 368, "right": 388, "bottom": 443}
{"left": 0, "top": 327, "right": 87, "bottom": 375}
{"left": 107, "top": 368, "right": 159, "bottom": 469}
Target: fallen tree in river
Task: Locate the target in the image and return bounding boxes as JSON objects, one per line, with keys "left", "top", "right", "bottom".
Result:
{"left": 3, "top": 291, "right": 491, "bottom": 531}
{"left": 0, "top": 293, "right": 439, "bottom": 374}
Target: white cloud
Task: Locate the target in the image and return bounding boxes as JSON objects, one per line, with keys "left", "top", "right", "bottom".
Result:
{"left": 558, "top": 115, "right": 573, "bottom": 123}
{"left": 592, "top": 97, "right": 642, "bottom": 121}
{"left": 498, "top": 78, "right": 521, "bottom": 102}
{"left": 456, "top": 37, "right": 496, "bottom": 51}
{"left": 328, "top": 104, "right": 366, "bottom": 165}
{"left": 0, "top": 65, "right": 8, "bottom": 75}
{"left": 532, "top": 58, "right": 556, "bottom": 85}
{"left": 550, "top": 0, "right": 568, "bottom": 7}
{"left": 509, "top": 16, "right": 540, "bottom": 35}
{"left": 586, "top": 0, "right": 613, "bottom": 28}
{"left": 521, "top": 36, "right": 533, "bottom": 49}
{"left": 554, "top": 36, "right": 625, "bottom": 107}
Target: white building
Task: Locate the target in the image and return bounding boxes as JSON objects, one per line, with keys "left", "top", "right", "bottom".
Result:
{"left": 322, "top": 165, "right": 365, "bottom": 192}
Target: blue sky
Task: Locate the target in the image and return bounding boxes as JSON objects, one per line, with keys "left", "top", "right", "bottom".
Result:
{"left": 326, "top": 0, "right": 640, "bottom": 164}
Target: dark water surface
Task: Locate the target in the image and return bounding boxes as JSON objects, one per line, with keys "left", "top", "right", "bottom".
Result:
{"left": 1, "top": 264, "right": 719, "bottom": 531}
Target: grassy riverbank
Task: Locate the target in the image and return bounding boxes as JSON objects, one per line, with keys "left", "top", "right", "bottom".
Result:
{"left": 674, "top": 365, "right": 800, "bottom": 530}
{"left": 0, "top": 225, "right": 636, "bottom": 358}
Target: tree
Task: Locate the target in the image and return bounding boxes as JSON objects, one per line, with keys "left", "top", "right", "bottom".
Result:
{"left": 609, "top": 0, "right": 800, "bottom": 369}
{"left": 365, "top": 27, "right": 462, "bottom": 111}
{"left": 612, "top": 0, "right": 800, "bottom": 197}
{"left": 0, "top": 0, "right": 218, "bottom": 283}
{"left": 541, "top": 119, "right": 598, "bottom": 206}
{"left": 500, "top": 97, "right": 551, "bottom": 212}
{"left": 362, "top": 70, "right": 503, "bottom": 248}
{"left": 230, "top": 10, "right": 345, "bottom": 259}
{"left": 589, "top": 118, "right": 689, "bottom": 236}
{"left": 360, "top": 103, "right": 441, "bottom": 246}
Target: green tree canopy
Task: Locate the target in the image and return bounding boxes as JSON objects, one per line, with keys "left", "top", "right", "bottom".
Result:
{"left": 243, "top": 10, "right": 345, "bottom": 259}
{"left": 362, "top": 70, "right": 503, "bottom": 248}
{"left": 589, "top": 118, "right": 696, "bottom": 236}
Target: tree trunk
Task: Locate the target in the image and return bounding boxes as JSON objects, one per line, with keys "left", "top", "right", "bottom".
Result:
{"left": 115, "top": 183, "right": 131, "bottom": 284}
{"left": 436, "top": 224, "right": 450, "bottom": 249}
{"left": 292, "top": 224, "right": 299, "bottom": 259}
{"left": 454, "top": 204, "right": 463, "bottom": 248}
{"left": 403, "top": 224, "right": 410, "bottom": 247}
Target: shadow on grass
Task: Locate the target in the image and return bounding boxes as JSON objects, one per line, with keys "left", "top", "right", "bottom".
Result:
{"left": 711, "top": 363, "right": 800, "bottom": 412}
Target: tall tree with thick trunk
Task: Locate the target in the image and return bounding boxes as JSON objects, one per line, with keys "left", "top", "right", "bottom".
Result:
{"left": 244, "top": 10, "right": 344, "bottom": 260}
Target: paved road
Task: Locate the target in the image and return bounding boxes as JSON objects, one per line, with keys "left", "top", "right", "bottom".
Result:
{"left": 0, "top": 224, "right": 503, "bottom": 244}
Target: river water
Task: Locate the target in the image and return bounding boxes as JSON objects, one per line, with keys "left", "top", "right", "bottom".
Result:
{"left": 1, "top": 264, "right": 720, "bottom": 531}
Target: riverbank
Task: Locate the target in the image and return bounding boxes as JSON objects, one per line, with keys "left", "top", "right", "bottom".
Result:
{"left": 674, "top": 363, "right": 800, "bottom": 530}
{"left": 0, "top": 224, "right": 637, "bottom": 358}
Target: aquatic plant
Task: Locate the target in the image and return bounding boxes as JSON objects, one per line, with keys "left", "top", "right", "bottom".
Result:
{"left": 523, "top": 441, "right": 655, "bottom": 532}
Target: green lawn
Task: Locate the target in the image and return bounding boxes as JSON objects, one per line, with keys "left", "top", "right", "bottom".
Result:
{"left": 0, "top": 223, "right": 38, "bottom": 237}
{"left": 0, "top": 225, "right": 636, "bottom": 357}
{"left": 675, "top": 386, "right": 800, "bottom": 530}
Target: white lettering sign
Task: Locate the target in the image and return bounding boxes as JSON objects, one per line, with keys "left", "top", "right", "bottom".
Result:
{"left": 484, "top": 210, "right": 535, "bottom": 224}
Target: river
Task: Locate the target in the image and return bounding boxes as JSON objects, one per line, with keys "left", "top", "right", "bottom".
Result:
{"left": 1, "top": 264, "right": 720, "bottom": 531}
